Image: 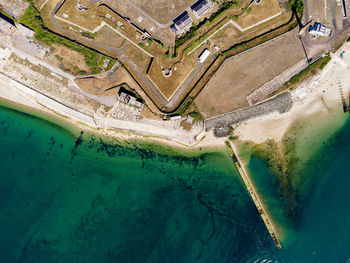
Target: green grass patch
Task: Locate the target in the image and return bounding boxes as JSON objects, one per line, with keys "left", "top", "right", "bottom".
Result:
{"left": 98, "top": 56, "right": 106, "bottom": 66}
{"left": 319, "top": 55, "right": 331, "bottom": 70}
{"left": 188, "top": 111, "right": 203, "bottom": 121}
{"left": 54, "top": 54, "right": 63, "bottom": 62}
{"left": 81, "top": 31, "right": 96, "bottom": 39}
{"left": 174, "top": 98, "right": 193, "bottom": 115}
{"left": 228, "top": 135, "right": 238, "bottom": 141}
{"left": 288, "top": 0, "right": 304, "bottom": 14}
{"left": 105, "top": 59, "right": 116, "bottom": 71}
{"left": 175, "top": 24, "right": 198, "bottom": 48}
{"left": 164, "top": 48, "right": 170, "bottom": 58}
{"left": 91, "top": 67, "right": 102, "bottom": 75}
{"left": 18, "top": 4, "right": 107, "bottom": 75}
{"left": 288, "top": 55, "right": 331, "bottom": 85}
{"left": 207, "top": 1, "right": 238, "bottom": 24}
{"left": 0, "top": 10, "right": 18, "bottom": 22}
{"left": 77, "top": 70, "right": 87, "bottom": 75}
{"left": 156, "top": 41, "right": 165, "bottom": 49}
{"left": 146, "top": 39, "right": 152, "bottom": 46}
{"left": 246, "top": 7, "right": 252, "bottom": 14}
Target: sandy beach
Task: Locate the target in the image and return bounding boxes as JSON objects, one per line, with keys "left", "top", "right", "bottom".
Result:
{"left": 1, "top": 39, "right": 350, "bottom": 151}
{"left": 234, "top": 44, "right": 350, "bottom": 144}
{"left": 0, "top": 71, "right": 226, "bottom": 150}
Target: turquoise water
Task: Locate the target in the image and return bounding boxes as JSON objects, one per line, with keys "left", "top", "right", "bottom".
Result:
{"left": 246, "top": 116, "right": 350, "bottom": 262}
{"left": 0, "top": 102, "right": 273, "bottom": 262}
{"left": 2, "top": 100, "right": 350, "bottom": 262}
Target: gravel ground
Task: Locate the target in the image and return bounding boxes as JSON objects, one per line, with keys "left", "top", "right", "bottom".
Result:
{"left": 205, "top": 92, "right": 293, "bottom": 137}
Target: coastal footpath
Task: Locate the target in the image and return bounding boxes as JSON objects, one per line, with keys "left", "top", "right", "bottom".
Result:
{"left": 225, "top": 140, "right": 282, "bottom": 249}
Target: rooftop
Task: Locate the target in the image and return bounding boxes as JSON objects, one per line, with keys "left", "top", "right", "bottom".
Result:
{"left": 173, "top": 11, "right": 192, "bottom": 32}
{"left": 118, "top": 87, "right": 143, "bottom": 109}
{"left": 191, "top": 0, "right": 213, "bottom": 18}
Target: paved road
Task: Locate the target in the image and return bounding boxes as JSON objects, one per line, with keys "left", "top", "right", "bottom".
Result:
{"left": 50, "top": 0, "right": 206, "bottom": 112}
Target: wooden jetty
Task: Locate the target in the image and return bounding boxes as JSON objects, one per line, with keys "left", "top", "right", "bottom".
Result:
{"left": 225, "top": 140, "right": 282, "bottom": 249}
{"left": 339, "top": 87, "right": 350, "bottom": 112}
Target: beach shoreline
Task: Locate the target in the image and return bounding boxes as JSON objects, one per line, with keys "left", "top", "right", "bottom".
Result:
{"left": 0, "top": 72, "right": 226, "bottom": 151}
{"left": 233, "top": 44, "right": 350, "bottom": 145}
{"left": 1, "top": 41, "right": 350, "bottom": 152}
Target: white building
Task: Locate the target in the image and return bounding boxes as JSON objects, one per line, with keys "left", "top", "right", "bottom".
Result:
{"left": 198, "top": 48, "right": 210, "bottom": 63}
{"left": 191, "top": 0, "right": 214, "bottom": 19}
{"left": 308, "top": 22, "right": 331, "bottom": 37}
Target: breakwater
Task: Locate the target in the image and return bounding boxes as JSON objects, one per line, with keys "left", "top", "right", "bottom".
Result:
{"left": 225, "top": 140, "right": 282, "bottom": 249}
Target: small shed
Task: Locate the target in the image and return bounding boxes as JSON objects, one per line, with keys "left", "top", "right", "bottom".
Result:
{"left": 198, "top": 48, "right": 210, "bottom": 63}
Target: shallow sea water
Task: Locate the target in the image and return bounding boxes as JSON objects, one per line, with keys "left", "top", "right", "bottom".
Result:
{"left": 245, "top": 111, "right": 350, "bottom": 262}
{"left": 0, "top": 102, "right": 273, "bottom": 262}
{"left": 2, "top": 100, "right": 350, "bottom": 262}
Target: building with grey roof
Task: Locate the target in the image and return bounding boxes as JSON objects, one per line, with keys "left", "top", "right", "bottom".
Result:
{"left": 118, "top": 87, "right": 143, "bottom": 109}
{"left": 171, "top": 11, "right": 193, "bottom": 35}
{"left": 191, "top": 0, "right": 213, "bottom": 19}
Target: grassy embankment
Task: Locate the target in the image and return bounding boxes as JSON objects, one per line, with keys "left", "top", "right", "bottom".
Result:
{"left": 173, "top": 97, "right": 203, "bottom": 121}
{"left": 265, "top": 55, "right": 332, "bottom": 99}
{"left": 287, "top": 55, "right": 331, "bottom": 87}
{"left": 18, "top": 5, "right": 116, "bottom": 75}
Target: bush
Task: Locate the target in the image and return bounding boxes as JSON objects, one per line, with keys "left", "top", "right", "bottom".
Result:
{"left": 105, "top": 59, "right": 116, "bottom": 71}
{"left": 175, "top": 98, "right": 192, "bottom": 115}
{"left": 98, "top": 56, "right": 106, "bottom": 66}
{"left": 288, "top": 0, "right": 304, "bottom": 14}
{"left": 91, "top": 67, "right": 102, "bottom": 75}
{"left": 175, "top": 25, "right": 198, "bottom": 48}
{"left": 228, "top": 135, "right": 238, "bottom": 141}
{"left": 189, "top": 111, "right": 203, "bottom": 121}
{"left": 77, "top": 70, "right": 87, "bottom": 75}
{"left": 207, "top": 1, "right": 237, "bottom": 24}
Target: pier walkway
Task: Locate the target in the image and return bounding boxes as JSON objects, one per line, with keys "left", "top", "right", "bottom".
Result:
{"left": 225, "top": 140, "right": 282, "bottom": 249}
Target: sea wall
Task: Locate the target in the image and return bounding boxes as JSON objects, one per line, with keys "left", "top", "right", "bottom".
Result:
{"left": 205, "top": 92, "right": 293, "bottom": 137}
